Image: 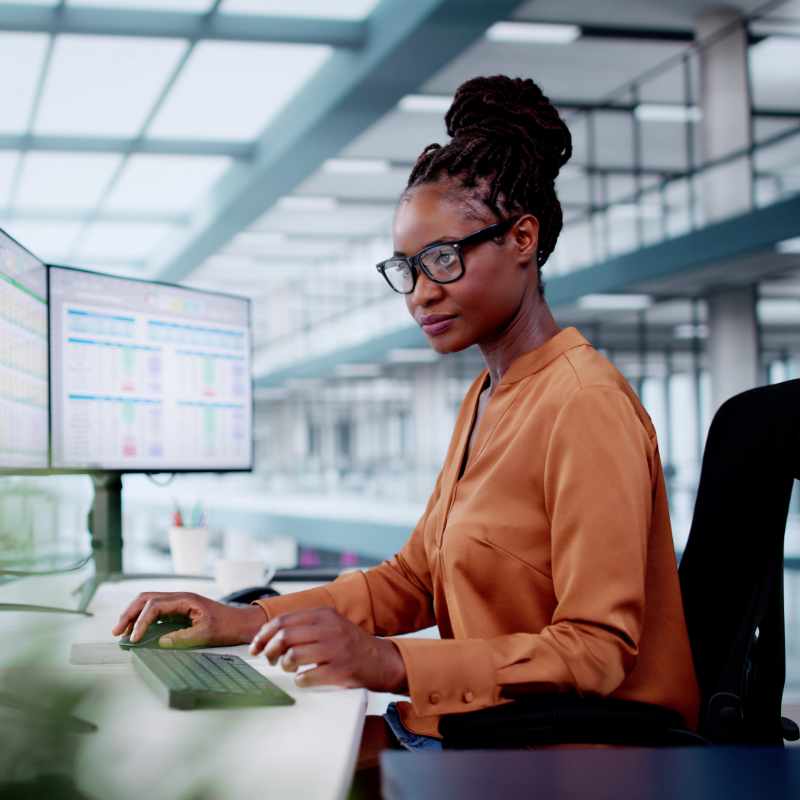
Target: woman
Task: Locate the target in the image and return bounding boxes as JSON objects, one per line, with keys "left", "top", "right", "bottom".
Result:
{"left": 113, "top": 76, "right": 699, "bottom": 757}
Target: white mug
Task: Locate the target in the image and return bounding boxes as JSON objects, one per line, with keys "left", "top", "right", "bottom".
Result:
{"left": 214, "top": 558, "right": 276, "bottom": 596}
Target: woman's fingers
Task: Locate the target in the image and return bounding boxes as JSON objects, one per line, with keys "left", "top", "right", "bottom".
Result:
{"left": 112, "top": 593, "right": 158, "bottom": 636}
{"left": 294, "top": 664, "right": 352, "bottom": 689}
{"left": 129, "top": 596, "right": 192, "bottom": 643}
{"left": 279, "top": 642, "right": 328, "bottom": 672}
{"left": 263, "top": 624, "right": 321, "bottom": 665}
{"left": 249, "top": 609, "right": 324, "bottom": 656}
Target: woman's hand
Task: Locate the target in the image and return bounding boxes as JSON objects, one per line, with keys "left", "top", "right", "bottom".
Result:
{"left": 249, "top": 607, "right": 407, "bottom": 693}
{"left": 112, "top": 591, "right": 266, "bottom": 648}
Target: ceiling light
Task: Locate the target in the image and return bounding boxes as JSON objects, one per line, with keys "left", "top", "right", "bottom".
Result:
{"left": 485, "top": 22, "right": 581, "bottom": 45}
{"left": 278, "top": 196, "right": 338, "bottom": 212}
{"left": 323, "top": 158, "right": 391, "bottom": 174}
{"left": 578, "top": 294, "right": 653, "bottom": 311}
{"left": 387, "top": 348, "right": 439, "bottom": 363}
{"left": 750, "top": 22, "right": 800, "bottom": 37}
{"left": 635, "top": 104, "right": 702, "bottom": 123}
{"left": 334, "top": 363, "right": 382, "bottom": 377}
{"left": 777, "top": 236, "right": 800, "bottom": 254}
{"left": 758, "top": 299, "right": 800, "bottom": 319}
{"left": 398, "top": 94, "right": 453, "bottom": 113}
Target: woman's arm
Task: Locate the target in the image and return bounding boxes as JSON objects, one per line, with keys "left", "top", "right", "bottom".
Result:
{"left": 254, "top": 470, "right": 444, "bottom": 635}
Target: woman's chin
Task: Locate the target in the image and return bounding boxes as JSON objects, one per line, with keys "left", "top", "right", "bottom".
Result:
{"left": 426, "top": 333, "right": 471, "bottom": 355}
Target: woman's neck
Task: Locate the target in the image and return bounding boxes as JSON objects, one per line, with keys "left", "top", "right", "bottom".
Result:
{"left": 479, "top": 290, "right": 561, "bottom": 393}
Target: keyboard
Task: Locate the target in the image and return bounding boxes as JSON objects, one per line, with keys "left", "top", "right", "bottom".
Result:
{"left": 132, "top": 649, "right": 296, "bottom": 710}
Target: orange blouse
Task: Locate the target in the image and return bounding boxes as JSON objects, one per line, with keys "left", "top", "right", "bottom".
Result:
{"left": 257, "top": 327, "right": 700, "bottom": 738}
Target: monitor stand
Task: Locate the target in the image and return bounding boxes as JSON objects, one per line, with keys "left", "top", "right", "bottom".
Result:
{"left": 74, "top": 472, "right": 210, "bottom": 612}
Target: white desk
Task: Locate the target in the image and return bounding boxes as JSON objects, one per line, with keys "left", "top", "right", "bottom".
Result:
{"left": 0, "top": 574, "right": 367, "bottom": 800}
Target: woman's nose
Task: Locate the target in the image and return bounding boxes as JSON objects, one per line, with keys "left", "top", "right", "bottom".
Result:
{"left": 411, "top": 270, "right": 445, "bottom": 307}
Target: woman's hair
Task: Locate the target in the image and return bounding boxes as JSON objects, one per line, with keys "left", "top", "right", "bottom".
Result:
{"left": 405, "top": 75, "right": 572, "bottom": 294}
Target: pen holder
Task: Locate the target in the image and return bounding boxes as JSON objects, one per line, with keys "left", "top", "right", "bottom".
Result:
{"left": 168, "top": 525, "right": 210, "bottom": 575}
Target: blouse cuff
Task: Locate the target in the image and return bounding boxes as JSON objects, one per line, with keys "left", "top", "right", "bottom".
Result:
{"left": 390, "top": 637, "right": 498, "bottom": 718}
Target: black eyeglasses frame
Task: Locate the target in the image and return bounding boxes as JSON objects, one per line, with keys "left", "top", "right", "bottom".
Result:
{"left": 375, "top": 217, "right": 518, "bottom": 295}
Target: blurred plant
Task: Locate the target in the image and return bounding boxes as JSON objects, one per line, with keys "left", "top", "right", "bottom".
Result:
{"left": 0, "top": 655, "right": 96, "bottom": 799}
{"left": 0, "top": 622, "right": 270, "bottom": 800}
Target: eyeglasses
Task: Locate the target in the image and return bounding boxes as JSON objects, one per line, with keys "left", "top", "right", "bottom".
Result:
{"left": 376, "top": 217, "right": 517, "bottom": 295}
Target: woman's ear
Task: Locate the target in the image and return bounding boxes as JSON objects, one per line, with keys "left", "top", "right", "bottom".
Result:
{"left": 513, "top": 215, "right": 540, "bottom": 266}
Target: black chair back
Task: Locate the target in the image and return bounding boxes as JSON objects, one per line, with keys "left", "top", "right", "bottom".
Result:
{"left": 679, "top": 380, "right": 800, "bottom": 745}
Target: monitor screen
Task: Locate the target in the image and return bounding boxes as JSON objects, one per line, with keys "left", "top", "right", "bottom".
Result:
{"left": 0, "top": 228, "right": 49, "bottom": 470}
{"left": 49, "top": 266, "right": 253, "bottom": 472}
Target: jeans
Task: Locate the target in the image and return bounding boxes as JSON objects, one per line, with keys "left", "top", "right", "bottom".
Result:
{"left": 383, "top": 702, "right": 442, "bottom": 751}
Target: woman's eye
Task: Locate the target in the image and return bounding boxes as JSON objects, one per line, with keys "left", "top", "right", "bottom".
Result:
{"left": 435, "top": 251, "right": 455, "bottom": 267}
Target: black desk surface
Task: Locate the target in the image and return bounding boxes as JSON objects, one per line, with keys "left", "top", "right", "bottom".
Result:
{"left": 381, "top": 747, "right": 800, "bottom": 800}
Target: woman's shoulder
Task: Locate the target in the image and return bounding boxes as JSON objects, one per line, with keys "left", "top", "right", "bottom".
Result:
{"left": 537, "top": 345, "right": 657, "bottom": 440}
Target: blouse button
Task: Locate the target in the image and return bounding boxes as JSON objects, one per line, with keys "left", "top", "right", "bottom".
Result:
{"left": 428, "top": 692, "right": 441, "bottom": 705}
{"left": 463, "top": 690, "right": 475, "bottom": 703}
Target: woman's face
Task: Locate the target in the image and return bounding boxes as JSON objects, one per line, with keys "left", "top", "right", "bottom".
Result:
{"left": 393, "top": 182, "right": 539, "bottom": 354}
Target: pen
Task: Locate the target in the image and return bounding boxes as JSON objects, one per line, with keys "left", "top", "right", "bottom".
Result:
{"left": 190, "top": 501, "right": 205, "bottom": 528}
{"left": 172, "top": 500, "right": 183, "bottom": 527}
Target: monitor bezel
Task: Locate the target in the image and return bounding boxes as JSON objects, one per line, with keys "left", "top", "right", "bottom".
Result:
{"left": 46, "top": 263, "right": 255, "bottom": 475}
{"left": 0, "top": 227, "right": 52, "bottom": 475}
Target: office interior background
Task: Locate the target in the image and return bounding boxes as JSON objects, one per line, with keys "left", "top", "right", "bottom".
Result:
{"left": 0, "top": 0, "right": 798, "bottom": 686}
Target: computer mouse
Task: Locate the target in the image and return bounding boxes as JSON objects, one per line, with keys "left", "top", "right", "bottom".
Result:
{"left": 219, "top": 585, "right": 281, "bottom": 605}
{"left": 118, "top": 614, "right": 194, "bottom": 650}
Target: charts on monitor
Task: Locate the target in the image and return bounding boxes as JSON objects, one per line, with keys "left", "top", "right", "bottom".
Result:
{"left": 0, "top": 231, "right": 48, "bottom": 469}
{"left": 49, "top": 267, "right": 252, "bottom": 471}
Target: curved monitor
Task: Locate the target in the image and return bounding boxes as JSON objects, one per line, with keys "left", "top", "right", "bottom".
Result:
{"left": 0, "top": 228, "right": 49, "bottom": 470}
{"left": 49, "top": 266, "right": 253, "bottom": 472}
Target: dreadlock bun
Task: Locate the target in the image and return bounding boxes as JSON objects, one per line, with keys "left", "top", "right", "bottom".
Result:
{"left": 445, "top": 76, "right": 572, "bottom": 182}
{"left": 406, "top": 75, "right": 572, "bottom": 279}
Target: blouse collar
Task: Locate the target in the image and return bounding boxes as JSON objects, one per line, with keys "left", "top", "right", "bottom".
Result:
{"left": 497, "top": 327, "right": 589, "bottom": 387}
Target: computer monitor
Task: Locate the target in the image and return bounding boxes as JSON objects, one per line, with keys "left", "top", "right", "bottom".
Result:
{"left": 48, "top": 266, "right": 253, "bottom": 472}
{"left": 0, "top": 228, "right": 49, "bottom": 471}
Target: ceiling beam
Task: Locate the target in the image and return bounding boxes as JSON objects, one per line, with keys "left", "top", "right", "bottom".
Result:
{"left": 0, "top": 4, "right": 366, "bottom": 47}
{"left": 153, "top": 0, "right": 523, "bottom": 284}
{"left": 0, "top": 133, "right": 254, "bottom": 159}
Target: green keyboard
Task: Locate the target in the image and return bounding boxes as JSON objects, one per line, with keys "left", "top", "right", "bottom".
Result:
{"left": 132, "top": 649, "right": 296, "bottom": 710}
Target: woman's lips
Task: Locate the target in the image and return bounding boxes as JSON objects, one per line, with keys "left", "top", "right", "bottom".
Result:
{"left": 420, "top": 316, "right": 456, "bottom": 336}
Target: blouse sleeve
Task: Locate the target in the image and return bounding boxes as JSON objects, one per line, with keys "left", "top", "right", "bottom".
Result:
{"left": 390, "top": 386, "right": 655, "bottom": 718}
{"left": 255, "top": 471, "right": 442, "bottom": 635}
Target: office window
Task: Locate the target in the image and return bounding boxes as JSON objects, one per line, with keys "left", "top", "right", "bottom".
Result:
{"left": 35, "top": 35, "right": 187, "bottom": 138}
{"left": 106, "top": 155, "right": 232, "bottom": 214}
{"left": 147, "top": 41, "right": 331, "bottom": 141}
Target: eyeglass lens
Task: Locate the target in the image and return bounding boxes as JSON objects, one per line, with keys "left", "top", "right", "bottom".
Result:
{"left": 383, "top": 244, "right": 462, "bottom": 293}
{"left": 383, "top": 260, "right": 414, "bottom": 293}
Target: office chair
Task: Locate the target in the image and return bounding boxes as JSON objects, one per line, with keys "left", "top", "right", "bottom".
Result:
{"left": 441, "top": 380, "right": 800, "bottom": 749}
{"left": 679, "top": 379, "right": 799, "bottom": 745}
